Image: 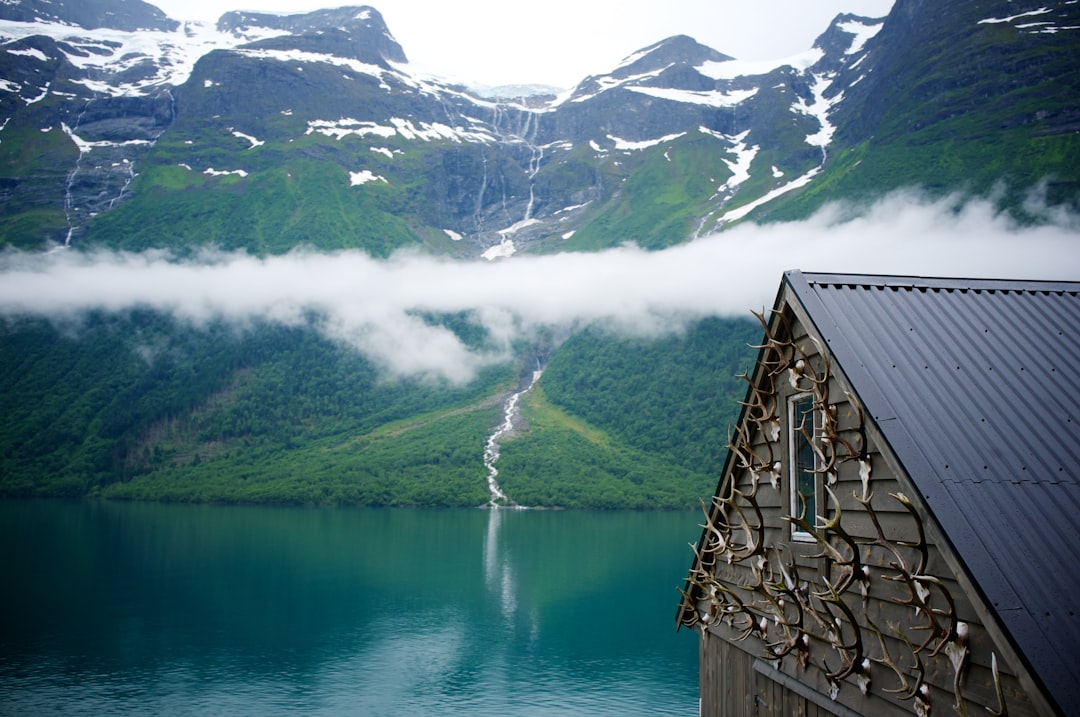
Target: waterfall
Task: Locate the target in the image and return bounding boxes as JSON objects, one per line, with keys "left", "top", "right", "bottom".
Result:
{"left": 483, "top": 368, "right": 542, "bottom": 508}
{"left": 524, "top": 143, "right": 543, "bottom": 221}
{"left": 488, "top": 103, "right": 545, "bottom": 225}
{"left": 62, "top": 100, "right": 92, "bottom": 246}
{"left": 60, "top": 89, "right": 173, "bottom": 246}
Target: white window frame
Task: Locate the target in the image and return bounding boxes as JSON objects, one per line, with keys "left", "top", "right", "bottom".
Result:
{"left": 788, "top": 392, "right": 821, "bottom": 542}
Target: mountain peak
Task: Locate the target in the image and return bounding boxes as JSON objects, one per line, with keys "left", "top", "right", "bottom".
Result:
{"left": 0, "top": 0, "right": 178, "bottom": 31}
{"left": 217, "top": 5, "right": 407, "bottom": 64}
{"left": 613, "top": 35, "right": 733, "bottom": 78}
{"left": 813, "top": 12, "right": 887, "bottom": 56}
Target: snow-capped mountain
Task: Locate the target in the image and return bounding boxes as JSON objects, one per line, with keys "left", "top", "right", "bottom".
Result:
{"left": 1, "top": 0, "right": 1078, "bottom": 511}
{"left": 0, "top": 0, "right": 1077, "bottom": 254}
{"left": 0, "top": 0, "right": 177, "bottom": 32}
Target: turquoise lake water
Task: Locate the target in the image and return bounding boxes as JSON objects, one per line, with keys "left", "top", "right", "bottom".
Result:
{"left": 0, "top": 500, "right": 702, "bottom": 715}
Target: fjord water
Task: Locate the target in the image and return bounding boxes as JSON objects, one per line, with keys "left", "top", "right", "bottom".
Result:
{"left": 0, "top": 501, "right": 700, "bottom": 715}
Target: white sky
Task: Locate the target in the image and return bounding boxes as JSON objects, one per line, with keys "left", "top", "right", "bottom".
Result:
{"left": 147, "top": 0, "right": 896, "bottom": 87}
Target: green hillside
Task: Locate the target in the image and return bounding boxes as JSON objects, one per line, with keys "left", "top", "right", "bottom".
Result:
{"left": 0, "top": 312, "right": 756, "bottom": 508}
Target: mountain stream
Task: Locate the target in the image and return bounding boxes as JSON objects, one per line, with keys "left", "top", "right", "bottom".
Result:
{"left": 483, "top": 368, "right": 543, "bottom": 507}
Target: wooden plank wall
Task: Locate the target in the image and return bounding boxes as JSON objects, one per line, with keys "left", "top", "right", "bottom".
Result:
{"left": 688, "top": 301, "right": 1041, "bottom": 717}
{"left": 702, "top": 635, "right": 838, "bottom": 717}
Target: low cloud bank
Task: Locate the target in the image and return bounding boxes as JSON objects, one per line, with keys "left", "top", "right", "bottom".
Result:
{"left": 2, "top": 191, "right": 1077, "bottom": 382}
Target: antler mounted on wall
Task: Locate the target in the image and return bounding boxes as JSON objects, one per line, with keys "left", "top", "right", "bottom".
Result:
{"left": 681, "top": 305, "right": 980, "bottom": 715}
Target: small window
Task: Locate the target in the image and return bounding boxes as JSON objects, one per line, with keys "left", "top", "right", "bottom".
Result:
{"left": 789, "top": 394, "right": 820, "bottom": 540}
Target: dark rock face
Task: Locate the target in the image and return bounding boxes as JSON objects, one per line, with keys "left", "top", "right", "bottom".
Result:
{"left": 0, "top": 0, "right": 178, "bottom": 32}
{"left": 217, "top": 6, "right": 408, "bottom": 64}
{"left": 832, "top": 0, "right": 1080, "bottom": 144}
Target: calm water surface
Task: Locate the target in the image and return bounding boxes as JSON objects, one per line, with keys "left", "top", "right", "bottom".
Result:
{"left": 0, "top": 501, "right": 701, "bottom": 715}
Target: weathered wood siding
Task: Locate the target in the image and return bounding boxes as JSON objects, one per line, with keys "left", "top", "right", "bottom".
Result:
{"left": 683, "top": 295, "right": 1041, "bottom": 717}
{"left": 702, "top": 635, "right": 845, "bottom": 717}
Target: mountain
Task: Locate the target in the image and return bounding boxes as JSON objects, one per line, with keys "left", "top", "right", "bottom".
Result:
{"left": 3, "top": 0, "right": 1075, "bottom": 254}
{"left": 0, "top": 0, "right": 1078, "bottom": 507}
{"left": 0, "top": 0, "right": 177, "bottom": 32}
{"left": 767, "top": 0, "right": 1080, "bottom": 218}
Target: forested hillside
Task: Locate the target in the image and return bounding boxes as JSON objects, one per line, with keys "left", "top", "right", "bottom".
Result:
{"left": 0, "top": 311, "right": 758, "bottom": 508}
{"left": 497, "top": 318, "right": 759, "bottom": 508}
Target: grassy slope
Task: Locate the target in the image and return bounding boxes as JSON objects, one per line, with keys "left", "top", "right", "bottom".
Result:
{"left": 496, "top": 318, "right": 759, "bottom": 509}
{"left": 560, "top": 135, "right": 738, "bottom": 251}
{"left": 0, "top": 112, "right": 78, "bottom": 248}
{"left": 495, "top": 385, "right": 713, "bottom": 509}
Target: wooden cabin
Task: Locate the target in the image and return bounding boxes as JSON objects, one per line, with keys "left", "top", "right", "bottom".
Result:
{"left": 678, "top": 271, "right": 1080, "bottom": 717}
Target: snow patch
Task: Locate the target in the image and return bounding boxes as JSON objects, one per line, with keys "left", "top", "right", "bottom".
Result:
{"left": 0, "top": 18, "right": 289, "bottom": 96}
{"left": 608, "top": 131, "right": 685, "bottom": 151}
{"left": 792, "top": 74, "right": 841, "bottom": 151}
{"left": 349, "top": 170, "right": 386, "bottom": 186}
{"left": 307, "top": 118, "right": 395, "bottom": 140}
{"left": 570, "top": 66, "right": 668, "bottom": 103}
{"left": 627, "top": 85, "right": 758, "bottom": 108}
{"left": 203, "top": 167, "right": 248, "bottom": 178}
{"left": 306, "top": 117, "right": 493, "bottom": 144}
{"left": 717, "top": 131, "right": 758, "bottom": 192}
{"left": 718, "top": 168, "right": 820, "bottom": 224}
{"left": 979, "top": 8, "right": 1054, "bottom": 24}
{"left": 230, "top": 129, "right": 264, "bottom": 149}
{"left": 498, "top": 218, "right": 540, "bottom": 237}
{"left": 7, "top": 46, "right": 48, "bottom": 62}
{"left": 443, "top": 229, "right": 463, "bottom": 241}
{"left": 482, "top": 238, "right": 516, "bottom": 260}
{"left": 23, "top": 82, "right": 49, "bottom": 104}
{"left": 836, "top": 20, "right": 884, "bottom": 55}
{"left": 978, "top": 8, "right": 1080, "bottom": 36}
{"left": 555, "top": 202, "right": 590, "bottom": 215}
{"left": 233, "top": 48, "right": 386, "bottom": 80}
{"left": 698, "top": 49, "right": 824, "bottom": 80}
{"left": 62, "top": 123, "right": 152, "bottom": 152}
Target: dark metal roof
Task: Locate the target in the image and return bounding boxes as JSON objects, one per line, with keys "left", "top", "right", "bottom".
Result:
{"left": 785, "top": 270, "right": 1080, "bottom": 716}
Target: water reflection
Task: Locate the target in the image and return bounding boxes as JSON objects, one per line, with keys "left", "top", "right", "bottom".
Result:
{"left": 483, "top": 507, "right": 542, "bottom": 650}
{"left": 0, "top": 501, "right": 699, "bottom": 715}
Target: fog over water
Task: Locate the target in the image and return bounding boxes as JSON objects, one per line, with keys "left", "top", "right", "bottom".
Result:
{"left": 2, "top": 191, "right": 1078, "bottom": 382}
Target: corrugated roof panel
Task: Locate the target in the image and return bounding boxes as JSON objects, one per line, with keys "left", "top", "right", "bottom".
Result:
{"left": 787, "top": 272, "right": 1080, "bottom": 716}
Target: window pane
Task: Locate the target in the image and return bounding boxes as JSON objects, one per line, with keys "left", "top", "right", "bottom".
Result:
{"left": 793, "top": 395, "right": 817, "bottom": 524}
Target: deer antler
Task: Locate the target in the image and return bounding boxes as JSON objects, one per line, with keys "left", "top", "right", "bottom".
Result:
{"left": 749, "top": 308, "right": 794, "bottom": 377}
{"left": 738, "top": 371, "right": 778, "bottom": 429}
{"left": 891, "top": 492, "right": 929, "bottom": 576}
{"left": 784, "top": 488, "right": 857, "bottom": 593}
{"left": 789, "top": 336, "right": 831, "bottom": 392}
{"left": 729, "top": 421, "right": 776, "bottom": 484}
{"left": 725, "top": 488, "right": 766, "bottom": 561}
{"left": 815, "top": 588, "right": 865, "bottom": 683}
{"left": 866, "top": 617, "right": 925, "bottom": 700}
